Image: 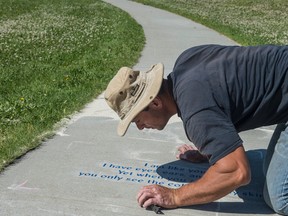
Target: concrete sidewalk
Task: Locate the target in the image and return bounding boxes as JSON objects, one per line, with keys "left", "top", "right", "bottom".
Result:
{"left": 0, "top": 1, "right": 276, "bottom": 215}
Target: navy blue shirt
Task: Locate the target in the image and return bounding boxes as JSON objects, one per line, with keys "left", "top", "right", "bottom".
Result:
{"left": 168, "top": 45, "right": 288, "bottom": 164}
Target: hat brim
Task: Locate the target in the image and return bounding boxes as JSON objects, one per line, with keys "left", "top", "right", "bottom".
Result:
{"left": 117, "top": 63, "right": 164, "bottom": 136}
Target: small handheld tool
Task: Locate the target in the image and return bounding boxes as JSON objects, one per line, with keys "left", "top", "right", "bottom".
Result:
{"left": 147, "top": 204, "right": 164, "bottom": 214}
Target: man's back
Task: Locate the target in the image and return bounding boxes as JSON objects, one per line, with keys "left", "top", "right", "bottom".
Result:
{"left": 169, "top": 45, "right": 288, "bottom": 163}
{"left": 171, "top": 45, "right": 288, "bottom": 131}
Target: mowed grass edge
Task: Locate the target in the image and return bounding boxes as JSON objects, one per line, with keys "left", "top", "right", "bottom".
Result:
{"left": 0, "top": 0, "right": 145, "bottom": 171}
{"left": 133, "top": 0, "right": 288, "bottom": 45}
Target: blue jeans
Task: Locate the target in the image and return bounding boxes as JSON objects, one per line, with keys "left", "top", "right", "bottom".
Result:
{"left": 263, "top": 123, "right": 288, "bottom": 215}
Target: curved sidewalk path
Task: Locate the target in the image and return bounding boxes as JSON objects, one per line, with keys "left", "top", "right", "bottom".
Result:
{"left": 0, "top": 1, "right": 276, "bottom": 215}
{"left": 105, "top": 0, "right": 236, "bottom": 75}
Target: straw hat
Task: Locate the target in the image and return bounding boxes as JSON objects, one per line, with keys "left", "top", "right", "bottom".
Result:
{"left": 105, "top": 63, "right": 164, "bottom": 136}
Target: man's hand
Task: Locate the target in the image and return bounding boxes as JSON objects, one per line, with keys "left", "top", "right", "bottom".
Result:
{"left": 137, "top": 184, "right": 178, "bottom": 209}
{"left": 176, "top": 144, "right": 209, "bottom": 163}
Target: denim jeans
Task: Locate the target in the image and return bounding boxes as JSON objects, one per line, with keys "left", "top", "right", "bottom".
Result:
{"left": 263, "top": 123, "right": 288, "bottom": 215}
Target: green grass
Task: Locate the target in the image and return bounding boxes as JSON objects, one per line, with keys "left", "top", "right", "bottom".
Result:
{"left": 133, "top": 0, "right": 288, "bottom": 45}
{"left": 0, "top": 0, "right": 145, "bottom": 171}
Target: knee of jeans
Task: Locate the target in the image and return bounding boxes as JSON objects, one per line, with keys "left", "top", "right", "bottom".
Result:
{"left": 271, "top": 198, "right": 288, "bottom": 215}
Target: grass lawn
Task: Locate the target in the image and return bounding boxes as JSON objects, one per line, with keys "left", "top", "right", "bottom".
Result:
{"left": 0, "top": 0, "right": 145, "bottom": 171}
{"left": 133, "top": 0, "right": 288, "bottom": 45}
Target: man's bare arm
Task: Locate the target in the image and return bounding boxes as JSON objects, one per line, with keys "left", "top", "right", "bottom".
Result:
{"left": 137, "top": 145, "right": 251, "bottom": 208}
{"left": 174, "top": 145, "right": 251, "bottom": 206}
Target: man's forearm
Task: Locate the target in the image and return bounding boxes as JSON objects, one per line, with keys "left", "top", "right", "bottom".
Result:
{"left": 174, "top": 146, "right": 251, "bottom": 206}
{"left": 136, "top": 146, "right": 250, "bottom": 208}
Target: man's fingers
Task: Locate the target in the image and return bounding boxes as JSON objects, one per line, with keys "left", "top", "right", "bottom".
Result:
{"left": 177, "top": 145, "right": 188, "bottom": 159}
{"left": 137, "top": 187, "right": 144, "bottom": 199}
{"left": 137, "top": 185, "right": 154, "bottom": 198}
{"left": 177, "top": 144, "right": 188, "bottom": 153}
{"left": 143, "top": 198, "right": 156, "bottom": 208}
{"left": 177, "top": 144, "right": 197, "bottom": 160}
{"left": 137, "top": 185, "right": 177, "bottom": 209}
{"left": 138, "top": 191, "right": 154, "bottom": 207}
{"left": 137, "top": 186, "right": 156, "bottom": 207}
{"left": 177, "top": 144, "right": 195, "bottom": 152}
{"left": 137, "top": 186, "right": 147, "bottom": 203}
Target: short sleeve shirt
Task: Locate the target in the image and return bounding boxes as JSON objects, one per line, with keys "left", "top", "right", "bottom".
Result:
{"left": 168, "top": 45, "right": 288, "bottom": 164}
